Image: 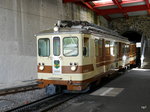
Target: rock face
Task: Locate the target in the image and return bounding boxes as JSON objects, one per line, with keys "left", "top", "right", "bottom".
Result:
{"left": 110, "top": 16, "right": 150, "bottom": 37}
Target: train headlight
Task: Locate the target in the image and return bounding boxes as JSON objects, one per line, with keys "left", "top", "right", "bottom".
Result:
{"left": 122, "top": 55, "right": 127, "bottom": 61}
{"left": 71, "top": 66, "right": 77, "bottom": 71}
{"left": 39, "top": 65, "right": 44, "bottom": 71}
{"left": 54, "top": 26, "right": 59, "bottom": 32}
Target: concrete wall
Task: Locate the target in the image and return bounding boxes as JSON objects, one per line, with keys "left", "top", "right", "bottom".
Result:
{"left": 0, "top": 0, "right": 108, "bottom": 84}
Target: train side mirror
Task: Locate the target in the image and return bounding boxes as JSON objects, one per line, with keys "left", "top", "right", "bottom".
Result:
{"left": 83, "top": 47, "right": 87, "bottom": 56}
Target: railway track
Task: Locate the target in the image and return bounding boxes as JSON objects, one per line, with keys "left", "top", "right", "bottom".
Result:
{"left": 6, "top": 93, "right": 78, "bottom": 112}
{"left": 0, "top": 84, "right": 39, "bottom": 96}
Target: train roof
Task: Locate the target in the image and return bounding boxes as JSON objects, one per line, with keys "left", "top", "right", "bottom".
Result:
{"left": 35, "top": 20, "right": 130, "bottom": 43}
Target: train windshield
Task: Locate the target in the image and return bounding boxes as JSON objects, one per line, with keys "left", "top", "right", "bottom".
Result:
{"left": 53, "top": 37, "right": 60, "bottom": 56}
{"left": 38, "top": 38, "right": 50, "bottom": 57}
{"left": 63, "top": 37, "right": 78, "bottom": 56}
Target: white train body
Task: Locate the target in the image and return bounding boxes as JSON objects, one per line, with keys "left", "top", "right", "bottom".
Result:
{"left": 36, "top": 21, "right": 136, "bottom": 92}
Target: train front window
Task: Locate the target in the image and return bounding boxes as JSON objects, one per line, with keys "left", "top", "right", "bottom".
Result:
{"left": 53, "top": 37, "right": 60, "bottom": 56}
{"left": 38, "top": 38, "right": 50, "bottom": 57}
{"left": 63, "top": 37, "right": 78, "bottom": 56}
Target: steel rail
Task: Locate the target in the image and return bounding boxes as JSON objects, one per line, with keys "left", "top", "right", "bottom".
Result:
{"left": 6, "top": 93, "right": 78, "bottom": 112}
{"left": 0, "top": 84, "right": 39, "bottom": 96}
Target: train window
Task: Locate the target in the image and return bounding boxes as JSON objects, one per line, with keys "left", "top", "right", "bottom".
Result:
{"left": 83, "top": 37, "right": 89, "bottom": 57}
{"left": 53, "top": 37, "right": 60, "bottom": 56}
{"left": 99, "top": 39, "right": 103, "bottom": 57}
{"left": 114, "top": 42, "right": 119, "bottom": 56}
{"left": 63, "top": 37, "right": 78, "bottom": 56}
{"left": 95, "top": 39, "right": 99, "bottom": 56}
{"left": 105, "top": 41, "right": 110, "bottom": 55}
{"left": 122, "top": 44, "right": 129, "bottom": 54}
{"left": 125, "top": 44, "right": 130, "bottom": 53}
{"left": 110, "top": 41, "right": 115, "bottom": 56}
{"left": 95, "top": 39, "right": 103, "bottom": 57}
{"left": 38, "top": 38, "right": 50, "bottom": 57}
{"left": 122, "top": 43, "right": 125, "bottom": 54}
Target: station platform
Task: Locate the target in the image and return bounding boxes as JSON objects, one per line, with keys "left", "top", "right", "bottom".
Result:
{"left": 61, "top": 69, "right": 150, "bottom": 112}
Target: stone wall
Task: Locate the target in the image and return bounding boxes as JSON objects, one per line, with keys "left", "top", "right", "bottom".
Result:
{"left": 110, "top": 16, "right": 150, "bottom": 37}
{"left": 0, "top": 0, "right": 108, "bottom": 84}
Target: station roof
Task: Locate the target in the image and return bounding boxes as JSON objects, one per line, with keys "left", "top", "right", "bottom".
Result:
{"left": 63, "top": 0, "right": 150, "bottom": 21}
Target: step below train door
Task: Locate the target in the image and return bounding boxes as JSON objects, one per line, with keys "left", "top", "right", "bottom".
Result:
{"left": 52, "top": 36, "right": 62, "bottom": 75}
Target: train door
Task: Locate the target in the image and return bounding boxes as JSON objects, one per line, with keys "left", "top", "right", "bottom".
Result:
{"left": 52, "top": 36, "right": 62, "bottom": 75}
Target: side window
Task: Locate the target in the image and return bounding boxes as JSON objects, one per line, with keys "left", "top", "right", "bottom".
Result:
{"left": 125, "top": 44, "right": 129, "bottom": 54}
{"left": 95, "top": 39, "right": 99, "bottom": 56}
{"left": 114, "top": 42, "right": 119, "bottom": 56}
{"left": 110, "top": 41, "right": 115, "bottom": 56}
{"left": 122, "top": 43, "right": 125, "bottom": 55}
{"left": 38, "top": 38, "right": 50, "bottom": 57}
{"left": 99, "top": 39, "right": 103, "bottom": 57}
{"left": 122, "top": 43, "right": 129, "bottom": 55}
{"left": 126, "top": 44, "right": 130, "bottom": 53}
{"left": 105, "top": 41, "right": 110, "bottom": 55}
{"left": 95, "top": 39, "right": 103, "bottom": 57}
{"left": 83, "top": 37, "right": 89, "bottom": 56}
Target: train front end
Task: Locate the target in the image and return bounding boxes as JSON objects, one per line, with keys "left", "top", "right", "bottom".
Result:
{"left": 36, "top": 27, "right": 86, "bottom": 94}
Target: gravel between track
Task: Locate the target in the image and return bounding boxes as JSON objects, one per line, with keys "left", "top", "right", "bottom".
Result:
{"left": 0, "top": 88, "right": 46, "bottom": 112}
{"left": 47, "top": 95, "right": 84, "bottom": 112}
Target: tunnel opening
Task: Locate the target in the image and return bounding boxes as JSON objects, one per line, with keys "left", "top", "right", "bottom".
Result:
{"left": 122, "top": 31, "right": 142, "bottom": 68}
{"left": 122, "top": 31, "right": 142, "bottom": 43}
